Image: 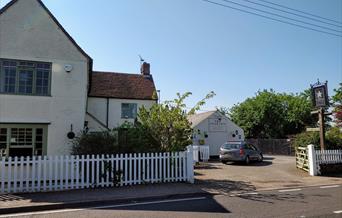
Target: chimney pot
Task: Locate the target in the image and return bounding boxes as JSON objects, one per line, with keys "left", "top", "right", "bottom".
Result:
{"left": 141, "top": 62, "right": 150, "bottom": 75}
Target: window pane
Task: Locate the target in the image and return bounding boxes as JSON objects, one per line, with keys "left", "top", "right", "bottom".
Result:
{"left": 121, "top": 103, "right": 137, "bottom": 119}
{"left": 18, "top": 70, "right": 33, "bottom": 94}
{"left": 0, "top": 128, "right": 7, "bottom": 149}
{"left": 35, "top": 128, "right": 43, "bottom": 149}
{"left": 10, "top": 128, "right": 33, "bottom": 147}
{"left": 36, "top": 69, "right": 49, "bottom": 95}
{"left": 19, "top": 61, "right": 35, "bottom": 67}
{"left": 2, "top": 62, "right": 17, "bottom": 93}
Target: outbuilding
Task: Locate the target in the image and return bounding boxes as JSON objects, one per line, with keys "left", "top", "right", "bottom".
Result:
{"left": 188, "top": 111, "right": 245, "bottom": 157}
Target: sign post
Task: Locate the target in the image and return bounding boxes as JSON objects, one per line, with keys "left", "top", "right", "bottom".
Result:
{"left": 310, "top": 80, "right": 329, "bottom": 150}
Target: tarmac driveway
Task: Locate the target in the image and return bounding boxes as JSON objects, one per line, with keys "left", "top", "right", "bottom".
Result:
{"left": 194, "top": 155, "right": 342, "bottom": 194}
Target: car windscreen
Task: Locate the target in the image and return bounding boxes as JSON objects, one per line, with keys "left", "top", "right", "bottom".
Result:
{"left": 222, "top": 144, "right": 240, "bottom": 149}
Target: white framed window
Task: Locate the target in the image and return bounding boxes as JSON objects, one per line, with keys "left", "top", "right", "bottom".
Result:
{"left": 121, "top": 103, "right": 138, "bottom": 119}
{"left": 0, "top": 59, "right": 51, "bottom": 96}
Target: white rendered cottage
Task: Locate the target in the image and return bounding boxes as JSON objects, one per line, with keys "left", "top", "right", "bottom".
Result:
{"left": 0, "top": 0, "right": 157, "bottom": 157}
{"left": 86, "top": 63, "right": 157, "bottom": 131}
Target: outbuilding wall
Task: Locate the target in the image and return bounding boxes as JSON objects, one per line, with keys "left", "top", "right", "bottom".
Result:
{"left": 192, "top": 112, "right": 245, "bottom": 156}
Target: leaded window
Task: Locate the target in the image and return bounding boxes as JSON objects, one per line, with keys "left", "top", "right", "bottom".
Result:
{"left": 0, "top": 59, "right": 51, "bottom": 96}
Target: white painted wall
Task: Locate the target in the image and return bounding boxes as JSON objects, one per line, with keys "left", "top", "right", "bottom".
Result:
{"left": 87, "top": 97, "right": 156, "bottom": 130}
{"left": 0, "top": 0, "right": 89, "bottom": 155}
{"left": 192, "top": 112, "right": 245, "bottom": 156}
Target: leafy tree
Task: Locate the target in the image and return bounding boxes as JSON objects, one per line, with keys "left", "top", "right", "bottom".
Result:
{"left": 229, "top": 89, "right": 315, "bottom": 138}
{"left": 332, "top": 83, "right": 342, "bottom": 127}
{"left": 216, "top": 106, "right": 230, "bottom": 117}
{"left": 279, "top": 93, "right": 316, "bottom": 135}
{"left": 72, "top": 92, "right": 215, "bottom": 154}
{"left": 139, "top": 91, "right": 215, "bottom": 151}
{"left": 332, "top": 83, "right": 342, "bottom": 104}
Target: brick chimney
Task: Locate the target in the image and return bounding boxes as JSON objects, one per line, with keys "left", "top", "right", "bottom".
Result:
{"left": 141, "top": 62, "right": 150, "bottom": 76}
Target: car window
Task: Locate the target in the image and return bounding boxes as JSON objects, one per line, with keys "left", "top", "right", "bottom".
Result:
{"left": 242, "top": 144, "right": 249, "bottom": 149}
{"left": 223, "top": 144, "right": 240, "bottom": 149}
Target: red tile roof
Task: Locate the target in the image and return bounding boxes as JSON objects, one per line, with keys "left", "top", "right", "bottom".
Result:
{"left": 88, "top": 71, "right": 157, "bottom": 100}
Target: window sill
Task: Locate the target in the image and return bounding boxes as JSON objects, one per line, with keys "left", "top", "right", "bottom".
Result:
{"left": 0, "top": 93, "right": 52, "bottom": 97}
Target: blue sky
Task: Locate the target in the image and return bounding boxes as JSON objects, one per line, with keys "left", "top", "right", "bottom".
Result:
{"left": 1, "top": 0, "right": 341, "bottom": 111}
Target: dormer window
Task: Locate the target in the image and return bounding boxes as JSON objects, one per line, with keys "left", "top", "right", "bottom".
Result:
{"left": 0, "top": 59, "right": 51, "bottom": 96}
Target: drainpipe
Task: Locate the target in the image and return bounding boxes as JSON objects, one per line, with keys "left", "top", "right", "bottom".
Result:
{"left": 106, "top": 98, "right": 109, "bottom": 128}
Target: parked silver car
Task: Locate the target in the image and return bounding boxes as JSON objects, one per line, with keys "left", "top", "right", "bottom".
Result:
{"left": 219, "top": 141, "right": 263, "bottom": 164}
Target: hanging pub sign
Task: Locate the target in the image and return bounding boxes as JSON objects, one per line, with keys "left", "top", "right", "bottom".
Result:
{"left": 310, "top": 80, "right": 329, "bottom": 108}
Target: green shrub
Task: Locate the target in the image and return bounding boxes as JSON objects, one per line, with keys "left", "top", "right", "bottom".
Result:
{"left": 71, "top": 130, "right": 119, "bottom": 155}
{"left": 293, "top": 132, "right": 320, "bottom": 149}
{"left": 293, "top": 127, "right": 342, "bottom": 150}
{"left": 72, "top": 122, "right": 163, "bottom": 155}
{"left": 326, "top": 127, "right": 342, "bottom": 149}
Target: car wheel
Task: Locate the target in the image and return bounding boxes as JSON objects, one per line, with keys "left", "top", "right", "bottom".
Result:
{"left": 258, "top": 154, "right": 263, "bottom": 162}
{"left": 245, "top": 156, "right": 250, "bottom": 165}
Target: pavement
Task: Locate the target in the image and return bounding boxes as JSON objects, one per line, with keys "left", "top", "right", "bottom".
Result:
{"left": 0, "top": 183, "right": 205, "bottom": 215}
{"left": 1, "top": 155, "right": 341, "bottom": 216}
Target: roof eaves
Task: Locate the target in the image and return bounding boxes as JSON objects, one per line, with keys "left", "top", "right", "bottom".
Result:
{"left": 88, "top": 95, "right": 155, "bottom": 101}
{"left": 0, "top": 0, "right": 18, "bottom": 15}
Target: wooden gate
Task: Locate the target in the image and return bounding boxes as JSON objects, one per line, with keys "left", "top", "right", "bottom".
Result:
{"left": 296, "top": 147, "right": 309, "bottom": 172}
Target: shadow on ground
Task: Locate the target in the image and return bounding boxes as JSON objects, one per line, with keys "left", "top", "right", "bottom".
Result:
{"left": 225, "top": 160, "right": 273, "bottom": 167}
{"left": 194, "top": 163, "right": 223, "bottom": 170}
{"left": 237, "top": 192, "right": 307, "bottom": 204}
{"left": 195, "top": 179, "right": 256, "bottom": 195}
{"left": 92, "top": 195, "right": 230, "bottom": 213}
{"left": 0, "top": 194, "right": 24, "bottom": 201}
{"left": 263, "top": 156, "right": 275, "bottom": 161}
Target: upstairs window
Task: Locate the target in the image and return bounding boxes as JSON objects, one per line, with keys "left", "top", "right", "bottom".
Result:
{"left": 0, "top": 59, "right": 51, "bottom": 96}
{"left": 121, "top": 103, "right": 137, "bottom": 119}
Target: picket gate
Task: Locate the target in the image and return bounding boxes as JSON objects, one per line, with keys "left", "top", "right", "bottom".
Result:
{"left": 192, "top": 145, "right": 210, "bottom": 162}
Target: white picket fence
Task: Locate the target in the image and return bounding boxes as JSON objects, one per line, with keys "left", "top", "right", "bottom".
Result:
{"left": 0, "top": 148, "right": 194, "bottom": 194}
{"left": 307, "top": 144, "right": 342, "bottom": 176}
{"left": 315, "top": 149, "right": 342, "bottom": 165}
{"left": 192, "top": 145, "right": 210, "bottom": 162}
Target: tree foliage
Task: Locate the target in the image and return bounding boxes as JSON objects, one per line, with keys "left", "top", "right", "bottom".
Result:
{"left": 139, "top": 91, "right": 215, "bottom": 151}
{"left": 332, "top": 83, "right": 342, "bottom": 127}
{"left": 293, "top": 127, "right": 342, "bottom": 149}
{"left": 229, "top": 89, "right": 315, "bottom": 138}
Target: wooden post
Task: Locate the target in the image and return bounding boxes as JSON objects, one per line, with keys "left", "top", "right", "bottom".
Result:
{"left": 318, "top": 108, "right": 325, "bottom": 150}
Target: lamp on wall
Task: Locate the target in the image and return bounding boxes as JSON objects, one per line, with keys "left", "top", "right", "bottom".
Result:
{"left": 64, "top": 64, "right": 73, "bottom": 73}
{"left": 67, "top": 124, "right": 75, "bottom": 139}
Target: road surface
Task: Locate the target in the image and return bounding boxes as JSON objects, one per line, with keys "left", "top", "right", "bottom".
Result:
{"left": 1, "top": 184, "right": 341, "bottom": 218}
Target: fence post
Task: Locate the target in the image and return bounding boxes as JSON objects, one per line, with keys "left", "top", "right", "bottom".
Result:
{"left": 186, "top": 146, "right": 194, "bottom": 184}
{"left": 308, "top": 144, "right": 318, "bottom": 176}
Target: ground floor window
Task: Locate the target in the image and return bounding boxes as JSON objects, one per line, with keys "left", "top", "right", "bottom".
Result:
{"left": 0, "top": 124, "right": 47, "bottom": 158}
